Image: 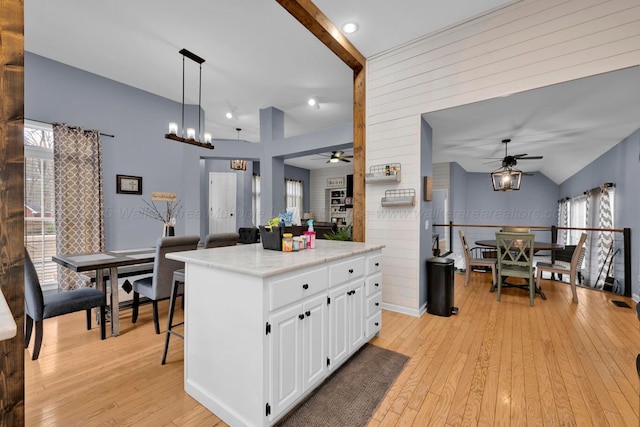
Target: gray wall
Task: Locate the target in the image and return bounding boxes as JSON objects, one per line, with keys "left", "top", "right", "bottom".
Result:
{"left": 559, "top": 127, "right": 640, "bottom": 297}
{"left": 419, "top": 117, "right": 433, "bottom": 309}
{"left": 26, "top": 52, "right": 348, "bottom": 248}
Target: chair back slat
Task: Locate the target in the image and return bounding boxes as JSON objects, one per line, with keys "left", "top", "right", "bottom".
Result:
{"left": 495, "top": 232, "right": 535, "bottom": 277}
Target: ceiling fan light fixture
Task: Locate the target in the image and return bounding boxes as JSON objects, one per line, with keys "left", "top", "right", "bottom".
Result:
{"left": 308, "top": 97, "right": 320, "bottom": 109}
{"left": 226, "top": 112, "right": 233, "bottom": 119}
{"left": 491, "top": 167, "right": 522, "bottom": 191}
{"left": 329, "top": 157, "right": 340, "bottom": 163}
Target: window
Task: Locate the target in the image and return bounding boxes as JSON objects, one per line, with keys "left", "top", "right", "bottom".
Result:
{"left": 285, "top": 179, "right": 303, "bottom": 211}
{"left": 252, "top": 174, "right": 260, "bottom": 226}
{"left": 24, "top": 122, "right": 57, "bottom": 291}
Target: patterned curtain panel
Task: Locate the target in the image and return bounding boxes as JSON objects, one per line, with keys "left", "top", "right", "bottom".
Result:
{"left": 584, "top": 191, "right": 594, "bottom": 287}
{"left": 54, "top": 124, "right": 105, "bottom": 291}
{"left": 596, "top": 184, "right": 613, "bottom": 289}
{"left": 557, "top": 199, "right": 568, "bottom": 245}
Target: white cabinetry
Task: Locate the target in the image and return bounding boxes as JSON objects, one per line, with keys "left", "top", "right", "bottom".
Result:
{"left": 269, "top": 292, "right": 327, "bottom": 416}
{"left": 171, "top": 242, "right": 383, "bottom": 427}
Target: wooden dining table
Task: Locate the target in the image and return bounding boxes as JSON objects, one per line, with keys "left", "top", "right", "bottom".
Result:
{"left": 52, "top": 248, "right": 155, "bottom": 336}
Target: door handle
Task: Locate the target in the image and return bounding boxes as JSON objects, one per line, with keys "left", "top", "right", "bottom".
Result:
{"left": 230, "top": 213, "right": 234, "bottom": 217}
{"left": 348, "top": 269, "right": 354, "bottom": 274}
{"left": 375, "top": 302, "right": 379, "bottom": 306}
{"left": 302, "top": 283, "right": 309, "bottom": 289}
{"left": 305, "top": 311, "right": 311, "bottom": 317}
{"left": 298, "top": 314, "right": 305, "bottom": 320}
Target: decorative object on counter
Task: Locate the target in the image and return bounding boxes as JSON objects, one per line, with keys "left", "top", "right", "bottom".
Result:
{"left": 304, "top": 219, "right": 316, "bottom": 248}
{"left": 259, "top": 225, "right": 284, "bottom": 251}
{"left": 164, "top": 48, "right": 214, "bottom": 150}
{"left": 365, "top": 163, "right": 401, "bottom": 183}
{"left": 381, "top": 188, "right": 416, "bottom": 207}
{"left": 282, "top": 233, "right": 294, "bottom": 252}
{"left": 324, "top": 224, "right": 353, "bottom": 241}
{"left": 140, "top": 196, "right": 182, "bottom": 236}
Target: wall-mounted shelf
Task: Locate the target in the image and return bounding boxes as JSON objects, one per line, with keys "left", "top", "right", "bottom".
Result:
{"left": 365, "top": 163, "right": 401, "bottom": 183}
{"left": 381, "top": 188, "right": 416, "bottom": 207}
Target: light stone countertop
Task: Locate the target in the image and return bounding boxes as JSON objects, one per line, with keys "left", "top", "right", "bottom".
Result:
{"left": 0, "top": 289, "right": 17, "bottom": 341}
{"left": 166, "top": 240, "right": 384, "bottom": 278}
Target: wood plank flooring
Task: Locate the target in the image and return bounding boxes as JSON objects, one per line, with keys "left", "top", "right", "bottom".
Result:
{"left": 25, "top": 272, "right": 640, "bottom": 426}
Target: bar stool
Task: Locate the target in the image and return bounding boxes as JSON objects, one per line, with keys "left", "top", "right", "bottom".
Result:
{"left": 161, "top": 269, "right": 185, "bottom": 365}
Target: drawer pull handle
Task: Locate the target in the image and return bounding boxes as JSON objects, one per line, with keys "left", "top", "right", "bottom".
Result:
{"left": 374, "top": 283, "right": 379, "bottom": 287}
{"left": 298, "top": 314, "right": 305, "bottom": 320}
{"left": 375, "top": 302, "right": 379, "bottom": 306}
{"left": 302, "top": 283, "right": 309, "bottom": 290}
{"left": 374, "top": 322, "right": 379, "bottom": 326}
{"left": 305, "top": 311, "right": 311, "bottom": 317}
{"left": 375, "top": 262, "right": 379, "bottom": 267}
{"left": 348, "top": 269, "right": 354, "bottom": 274}
{"left": 347, "top": 290, "right": 354, "bottom": 296}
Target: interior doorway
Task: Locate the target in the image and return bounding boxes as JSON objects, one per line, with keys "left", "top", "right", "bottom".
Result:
{"left": 209, "top": 172, "right": 237, "bottom": 234}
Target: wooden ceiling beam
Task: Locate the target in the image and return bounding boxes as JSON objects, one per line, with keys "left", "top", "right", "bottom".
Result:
{"left": 276, "top": 0, "right": 365, "bottom": 71}
{"left": 276, "top": 0, "right": 367, "bottom": 242}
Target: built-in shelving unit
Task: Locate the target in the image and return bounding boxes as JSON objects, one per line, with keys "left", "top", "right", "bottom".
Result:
{"left": 381, "top": 188, "right": 416, "bottom": 207}
{"left": 326, "top": 188, "right": 349, "bottom": 227}
{"left": 365, "top": 163, "right": 401, "bottom": 183}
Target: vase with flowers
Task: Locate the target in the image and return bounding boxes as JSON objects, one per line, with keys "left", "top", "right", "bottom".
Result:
{"left": 140, "top": 199, "right": 182, "bottom": 236}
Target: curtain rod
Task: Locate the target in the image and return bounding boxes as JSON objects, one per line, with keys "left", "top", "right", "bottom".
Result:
{"left": 557, "top": 197, "right": 570, "bottom": 203}
{"left": 584, "top": 182, "right": 615, "bottom": 195}
{"left": 25, "top": 118, "right": 115, "bottom": 138}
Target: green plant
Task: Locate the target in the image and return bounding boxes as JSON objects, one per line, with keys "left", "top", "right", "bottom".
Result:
{"left": 324, "top": 224, "right": 353, "bottom": 241}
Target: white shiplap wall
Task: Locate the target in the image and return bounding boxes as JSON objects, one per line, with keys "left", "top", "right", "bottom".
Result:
{"left": 309, "top": 165, "right": 353, "bottom": 222}
{"left": 366, "top": 0, "right": 640, "bottom": 314}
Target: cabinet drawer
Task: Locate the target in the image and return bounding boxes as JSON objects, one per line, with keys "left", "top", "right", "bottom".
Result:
{"left": 366, "top": 311, "right": 382, "bottom": 337}
{"left": 329, "top": 257, "right": 365, "bottom": 286}
{"left": 365, "top": 273, "right": 382, "bottom": 296}
{"left": 366, "top": 254, "right": 382, "bottom": 275}
{"left": 366, "top": 293, "right": 382, "bottom": 317}
{"left": 269, "top": 267, "right": 328, "bottom": 311}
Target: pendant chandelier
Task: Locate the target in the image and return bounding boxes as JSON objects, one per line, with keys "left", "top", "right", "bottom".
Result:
{"left": 491, "top": 167, "right": 522, "bottom": 191}
{"left": 165, "top": 48, "right": 214, "bottom": 150}
{"left": 230, "top": 128, "right": 247, "bottom": 171}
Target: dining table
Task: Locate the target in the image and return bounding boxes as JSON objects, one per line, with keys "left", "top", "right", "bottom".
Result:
{"left": 52, "top": 247, "right": 155, "bottom": 336}
{"left": 474, "top": 239, "right": 565, "bottom": 300}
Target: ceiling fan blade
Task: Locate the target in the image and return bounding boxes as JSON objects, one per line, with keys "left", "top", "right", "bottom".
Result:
{"left": 340, "top": 158, "right": 351, "bottom": 163}
{"left": 512, "top": 153, "right": 528, "bottom": 158}
{"left": 519, "top": 155, "right": 544, "bottom": 160}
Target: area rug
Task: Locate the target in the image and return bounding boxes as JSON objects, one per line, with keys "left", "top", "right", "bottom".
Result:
{"left": 277, "top": 344, "right": 409, "bottom": 427}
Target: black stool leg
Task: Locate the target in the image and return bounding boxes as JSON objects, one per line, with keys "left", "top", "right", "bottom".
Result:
{"left": 162, "top": 279, "right": 181, "bottom": 365}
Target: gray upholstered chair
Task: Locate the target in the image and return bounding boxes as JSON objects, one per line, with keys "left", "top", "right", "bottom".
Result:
{"left": 204, "top": 232, "right": 240, "bottom": 248}
{"left": 131, "top": 235, "right": 200, "bottom": 334}
{"left": 24, "top": 248, "right": 106, "bottom": 360}
{"left": 162, "top": 233, "right": 237, "bottom": 364}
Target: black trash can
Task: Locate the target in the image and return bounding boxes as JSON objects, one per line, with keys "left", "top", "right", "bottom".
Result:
{"left": 426, "top": 257, "right": 458, "bottom": 317}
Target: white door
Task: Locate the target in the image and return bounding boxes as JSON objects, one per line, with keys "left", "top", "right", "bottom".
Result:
{"left": 302, "top": 293, "right": 328, "bottom": 391}
{"left": 209, "top": 172, "right": 236, "bottom": 234}
{"left": 328, "top": 283, "right": 350, "bottom": 369}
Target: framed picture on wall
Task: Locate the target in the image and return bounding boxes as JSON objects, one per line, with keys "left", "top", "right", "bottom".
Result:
{"left": 116, "top": 175, "right": 142, "bottom": 195}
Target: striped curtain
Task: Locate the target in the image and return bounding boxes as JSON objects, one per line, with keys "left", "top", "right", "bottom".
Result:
{"left": 54, "top": 124, "right": 105, "bottom": 290}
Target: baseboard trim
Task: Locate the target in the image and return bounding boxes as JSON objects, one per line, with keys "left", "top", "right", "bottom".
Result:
{"left": 381, "top": 302, "right": 422, "bottom": 317}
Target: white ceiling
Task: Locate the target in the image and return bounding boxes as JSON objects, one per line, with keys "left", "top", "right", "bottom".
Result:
{"left": 24, "top": 1, "right": 639, "bottom": 176}
{"left": 425, "top": 66, "right": 640, "bottom": 184}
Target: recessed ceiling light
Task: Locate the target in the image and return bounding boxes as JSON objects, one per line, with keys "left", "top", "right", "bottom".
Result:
{"left": 226, "top": 112, "right": 233, "bottom": 119}
{"left": 308, "top": 97, "right": 317, "bottom": 107}
{"left": 342, "top": 22, "right": 359, "bottom": 34}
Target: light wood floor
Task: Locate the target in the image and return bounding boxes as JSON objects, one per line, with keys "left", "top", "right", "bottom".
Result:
{"left": 25, "top": 273, "right": 640, "bottom": 426}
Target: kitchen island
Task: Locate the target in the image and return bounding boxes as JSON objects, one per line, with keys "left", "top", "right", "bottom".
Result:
{"left": 167, "top": 240, "right": 384, "bottom": 427}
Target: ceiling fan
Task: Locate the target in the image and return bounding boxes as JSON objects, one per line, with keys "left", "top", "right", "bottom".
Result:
{"left": 489, "top": 138, "right": 544, "bottom": 168}
{"left": 313, "top": 150, "right": 354, "bottom": 163}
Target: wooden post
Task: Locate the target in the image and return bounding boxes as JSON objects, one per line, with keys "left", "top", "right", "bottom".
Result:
{"left": 0, "top": 0, "right": 25, "bottom": 424}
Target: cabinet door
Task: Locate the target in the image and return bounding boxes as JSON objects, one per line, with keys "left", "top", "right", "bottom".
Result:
{"left": 270, "top": 304, "right": 303, "bottom": 416}
{"left": 328, "top": 283, "right": 350, "bottom": 369}
{"left": 349, "top": 282, "right": 365, "bottom": 350}
{"left": 302, "top": 293, "right": 328, "bottom": 391}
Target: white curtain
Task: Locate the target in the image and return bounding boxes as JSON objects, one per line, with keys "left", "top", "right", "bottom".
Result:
{"left": 285, "top": 179, "right": 303, "bottom": 210}
{"left": 54, "top": 124, "right": 105, "bottom": 290}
